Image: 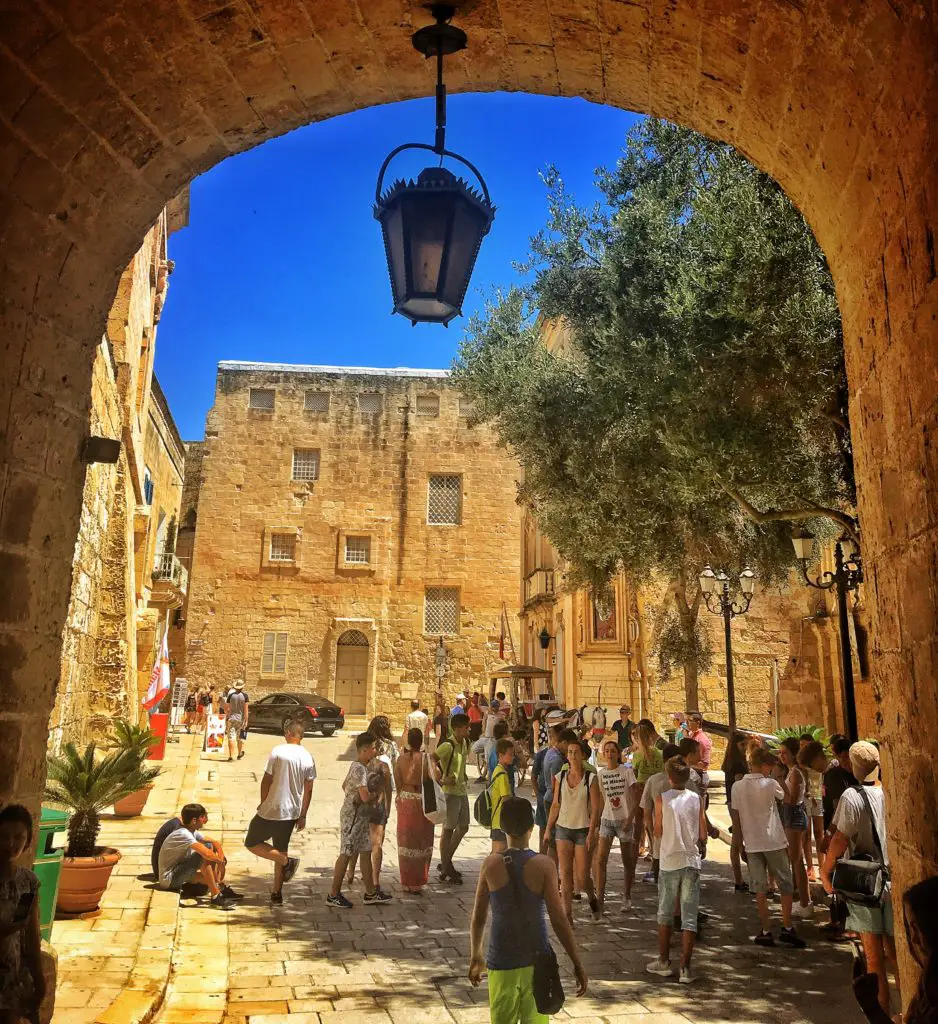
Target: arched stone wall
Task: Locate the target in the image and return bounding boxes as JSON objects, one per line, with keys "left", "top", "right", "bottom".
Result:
{"left": 1, "top": 0, "right": 936, "bottom": 988}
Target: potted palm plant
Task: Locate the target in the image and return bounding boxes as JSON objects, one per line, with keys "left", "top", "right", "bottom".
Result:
{"left": 106, "top": 719, "right": 161, "bottom": 816}
{"left": 45, "top": 743, "right": 160, "bottom": 913}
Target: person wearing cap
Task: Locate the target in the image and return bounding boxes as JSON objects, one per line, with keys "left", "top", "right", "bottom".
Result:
{"left": 822, "top": 741, "right": 894, "bottom": 1014}
{"left": 450, "top": 693, "right": 467, "bottom": 717}
{"left": 224, "top": 680, "right": 250, "bottom": 761}
{"left": 611, "top": 705, "right": 636, "bottom": 751}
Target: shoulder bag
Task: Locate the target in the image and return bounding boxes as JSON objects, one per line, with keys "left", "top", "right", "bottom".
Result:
{"left": 501, "top": 851, "right": 565, "bottom": 1015}
{"left": 423, "top": 746, "right": 449, "bottom": 826}
{"left": 832, "top": 786, "right": 890, "bottom": 908}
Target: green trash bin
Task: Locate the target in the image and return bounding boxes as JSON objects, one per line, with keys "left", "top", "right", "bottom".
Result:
{"left": 34, "top": 807, "right": 69, "bottom": 942}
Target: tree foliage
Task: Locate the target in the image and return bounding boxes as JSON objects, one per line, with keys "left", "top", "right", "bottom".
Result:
{"left": 453, "top": 119, "right": 854, "bottom": 698}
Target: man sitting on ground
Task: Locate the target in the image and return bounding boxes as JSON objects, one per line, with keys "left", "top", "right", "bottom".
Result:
{"left": 157, "top": 804, "right": 240, "bottom": 907}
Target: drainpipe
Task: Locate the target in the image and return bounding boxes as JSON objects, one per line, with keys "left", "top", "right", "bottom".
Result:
{"left": 772, "top": 658, "right": 780, "bottom": 730}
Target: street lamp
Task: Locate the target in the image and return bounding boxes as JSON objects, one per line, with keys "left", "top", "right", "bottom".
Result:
{"left": 791, "top": 529, "right": 863, "bottom": 741}
{"left": 374, "top": 4, "right": 496, "bottom": 326}
{"left": 538, "top": 627, "right": 554, "bottom": 651}
{"left": 698, "top": 565, "right": 756, "bottom": 736}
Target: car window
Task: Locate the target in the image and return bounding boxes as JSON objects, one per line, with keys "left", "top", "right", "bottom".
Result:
{"left": 271, "top": 695, "right": 299, "bottom": 706}
{"left": 254, "top": 695, "right": 275, "bottom": 706}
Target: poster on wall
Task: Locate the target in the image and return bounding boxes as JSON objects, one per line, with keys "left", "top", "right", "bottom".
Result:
{"left": 170, "top": 678, "right": 188, "bottom": 729}
{"left": 203, "top": 714, "right": 227, "bottom": 759}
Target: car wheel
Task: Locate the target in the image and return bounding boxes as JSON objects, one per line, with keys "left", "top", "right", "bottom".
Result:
{"left": 320, "top": 724, "right": 337, "bottom": 737}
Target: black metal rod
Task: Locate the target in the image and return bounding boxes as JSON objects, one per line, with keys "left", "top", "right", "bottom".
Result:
{"left": 723, "top": 585, "right": 737, "bottom": 738}
{"left": 834, "top": 543, "right": 860, "bottom": 742}
{"left": 435, "top": 47, "right": 446, "bottom": 154}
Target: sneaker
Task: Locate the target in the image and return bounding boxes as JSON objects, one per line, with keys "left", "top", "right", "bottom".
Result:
{"left": 269, "top": 891, "right": 283, "bottom": 905}
{"left": 754, "top": 930, "right": 776, "bottom": 947}
{"left": 281, "top": 857, "right": 300, "bottom": 884}
{"left": 779, "top": 927, "right": 807, "bottom": 949}
{"left": 364, "top": 889, "right": 393, "bottom": 904}
{"left": 376, "top": 886, "right": 391, "bottom": 900}
{"left": 326, "top": 893, "right": 353, "bottom": 909}
{"left": 621, "top": 898, "right": 633, "bottom": 912}
{"left": 793, "top": 902, "right": 815, "bottom": 919}
{"left": 646, "top": 959, "right": 673, "bottom": 977}
{"left": 734, "top": 883, "right": 749, "bottom": 893}
{"left": 220, "top": 885, "right": 244, "bottom": 900}
{"left": 642, "top": 872, "right": 656, "bottom": 883}
{"left": 210, "top": 892, "right": 233, "bottom": 908}
{"left": 679, "top": 966, "right": 693, "bottom": 985}
{"left": 237, "top": 750, "right": 245, "bottom": 760}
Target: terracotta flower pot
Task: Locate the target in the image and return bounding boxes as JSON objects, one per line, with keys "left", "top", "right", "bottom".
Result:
{"left": 57, "top": 848, "right": 121, "bottom": 914}
{"left": 112, "top": 784, "right": 154, "bottom": 817}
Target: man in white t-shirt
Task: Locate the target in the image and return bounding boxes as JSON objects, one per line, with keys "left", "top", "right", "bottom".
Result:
{"left": 647, "top": 756, "right": 706, "bottom": 983}
{"left": 595, "top": 738, "right": 639, "bottom": 911}
{"left": 732, "top": 746, "right": 807, "bottom": 947}
{"left": 637, "top": 742, "right": 681, "bottom": 883}
{"left": 244, "top": 718, "right": 316, "bottom": 904}
{"left": 401, "top": 699, "right": 429, "bottom": 748}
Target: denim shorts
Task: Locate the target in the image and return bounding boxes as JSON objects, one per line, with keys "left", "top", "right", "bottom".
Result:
{"left": 657, "top": 866, "right": 700, "bottom": 931}
{"left": 555, "top": 825, "right": 589, "bottom": 846}
{"left": 747, "top": 847, "right": 794, "bottom": 894}
{"left": 166, "top": 850, "right": 202, "bottom": 890}
{"left": 846, "top": 891, "right": 894, "bottom": 937}
{"left": 600, "top": 818, "right": 635, "bottom": 842}
{"left": 779, "top": 802, "right": 808, "bottom": 831}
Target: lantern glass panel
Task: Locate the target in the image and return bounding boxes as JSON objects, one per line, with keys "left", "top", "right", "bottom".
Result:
{"left": 404, "top": 192, "right": 453, "bottom": 295}
{"left": 382, "top": 202, "right": 406, "bottom": 306}
{"left": 441, "top": 198, "right": 487, "bottom": 311}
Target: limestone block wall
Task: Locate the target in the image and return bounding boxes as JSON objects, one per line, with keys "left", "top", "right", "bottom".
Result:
{"left": 184, "top": 364, "right": 521, "bottom": 719}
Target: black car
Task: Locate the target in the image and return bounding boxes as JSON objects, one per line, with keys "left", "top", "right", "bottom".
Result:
{"left": 248, "top": 692, "right": 345, "bottom": 737}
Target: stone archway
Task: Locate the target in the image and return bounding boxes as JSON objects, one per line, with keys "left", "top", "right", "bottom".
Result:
{"left": 1, "top": 0, "right": 936, "bottom": 986}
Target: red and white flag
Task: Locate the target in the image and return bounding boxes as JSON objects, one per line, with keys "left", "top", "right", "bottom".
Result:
{"left": 142, "top": 631, "right": 171, "bottom": 710}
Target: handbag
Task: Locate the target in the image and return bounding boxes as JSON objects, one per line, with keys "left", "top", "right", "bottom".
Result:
{"left": 831, "top": 786, "right": 890, "bottom": 908}
{"left": 501, "top": 851, "right": 565, "bottom": 1015}
{"left": 423, "top": 748, "right": 447, "bottom": 826}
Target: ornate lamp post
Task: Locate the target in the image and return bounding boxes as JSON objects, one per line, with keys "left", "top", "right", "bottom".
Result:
{"left": 791, "top": 529, "right": 863, "bottom": 742}
{"left": 374, "top": 4, "right": 496, "bottom": 326}
{"left": 698, "top": 566, "right": 756, "bottom": 736}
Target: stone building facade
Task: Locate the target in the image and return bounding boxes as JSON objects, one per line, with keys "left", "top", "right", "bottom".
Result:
{"left": 182, "top": 363, "right": 520, "bottom": 719}
{"left": 49, "top": 198, "right": 188, "bottom": 749}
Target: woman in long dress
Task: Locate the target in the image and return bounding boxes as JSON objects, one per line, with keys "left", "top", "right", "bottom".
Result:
{"left": 394, "top": 727, "right": 434, "bottom": 893}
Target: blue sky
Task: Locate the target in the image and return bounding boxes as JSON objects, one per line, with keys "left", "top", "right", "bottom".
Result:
{"left": 156, "top": 93, "right": 642, "bottom": 439}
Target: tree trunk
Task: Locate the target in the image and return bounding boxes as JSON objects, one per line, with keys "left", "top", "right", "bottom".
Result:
{"left": 674, "top": 574, "right": 701, "bottom": 712}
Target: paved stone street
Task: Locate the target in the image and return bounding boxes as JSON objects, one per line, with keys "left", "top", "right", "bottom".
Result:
{"left": 52, "top": 729, "right": 861, "bottom": 1024}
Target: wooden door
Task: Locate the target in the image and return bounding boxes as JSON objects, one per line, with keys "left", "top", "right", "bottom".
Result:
{"left": 335, "top": 643, "right": 368, "bottom": 714}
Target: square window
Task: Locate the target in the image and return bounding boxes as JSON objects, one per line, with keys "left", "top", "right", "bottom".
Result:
{"left": 427, "top": 474, "right": 462, "bottom": 525}
{"left": 359, "top": 393, "right": 383, "bottom": 415}
{"left": 261, "top": 631, "right": 288, "bottom": 675}
{"left": 269, "top": 533, "right": 296, "bottom": 562}
{"left": 249, "top": 388, "right": 275, "bottom": 410}
{"left": 345, "top": 535, "right": 371, "bottom": 564}
{"left": 292, "top": 448, "right": 320, "bottom": 482}
{"left": 416, "top": 394, "right": 440, "bottom": 417}
{"left": 458, "top": 397, "right": 476, "bottom": 418}
{"left": 305, "top": 390, "right": 330, "bottom": 413}
{"left": 424, "top": 587, "right": 459, "bottom": 635}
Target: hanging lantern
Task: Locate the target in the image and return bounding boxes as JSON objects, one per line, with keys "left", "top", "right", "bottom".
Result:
{"left": 374, "top": 4, "right": 495, "bottom": 326}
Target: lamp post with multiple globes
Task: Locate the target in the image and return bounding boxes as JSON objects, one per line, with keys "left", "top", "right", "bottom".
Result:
{"left": 697, "top": 566, "right": 756, "bottom": 737}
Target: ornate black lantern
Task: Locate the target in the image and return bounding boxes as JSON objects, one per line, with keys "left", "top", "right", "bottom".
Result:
{"left": 374, "top": 5, "right": 495, "bottom": 326}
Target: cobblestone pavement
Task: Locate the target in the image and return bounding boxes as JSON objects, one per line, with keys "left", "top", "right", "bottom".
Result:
{"left": 154, "top": 730, "right": 861, "bottom": 1024}
{"left": 53, "top": 729, "right": 862, "bottom": 1024}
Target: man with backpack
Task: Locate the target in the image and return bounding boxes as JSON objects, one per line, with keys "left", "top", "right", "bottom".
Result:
{"left": 487, "top": 738, "right": 516, "bottom": 852}
{"left": 434, "top": 713, "right": 471, "bottom": 883}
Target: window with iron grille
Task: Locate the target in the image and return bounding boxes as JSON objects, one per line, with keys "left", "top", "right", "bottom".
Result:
{"left": 261, "top": 631, "right": 288, "bottom": 675}
{"left": 249, "top": 388, "right": 275, "bottom": 410}
{"left": 305, "top": 390, "right": 330, "bottom": 413}
{"left": 345, "top": 536, "right": 371, "bottom": 564}
{"left": 269, "top": 533, "right": 296, "bottom": 562}
{"left": 292, "top": 448, "right": 320, "bottom": 482}
{"left": 424, "top": 587, "right": 459, "bottom": 635}
{"left": 427, "top": 474, "right": 462, "bottom": 525}
{"left": 359, "top": 393, "right": 383, "bottom": 415}
{"left": 416, "top": 394, "right": 440, "bottom": 417}
{"left": 458, "top": 397, "right": 476, "bottom": 419}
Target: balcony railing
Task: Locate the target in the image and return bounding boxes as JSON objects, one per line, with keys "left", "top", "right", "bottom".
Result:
{"left": 524, "top": 568, "right": 555, "bottom": 604}
{"left": 152, "top": 552, "right": 188, "bottom": 596}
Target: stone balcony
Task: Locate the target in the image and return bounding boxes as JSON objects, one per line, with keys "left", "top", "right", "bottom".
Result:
{"left": 524, "top": 567, "right": 555, "bottom": 605}
{"left": 149, "top": 551, "right": 188, "bottom": 610}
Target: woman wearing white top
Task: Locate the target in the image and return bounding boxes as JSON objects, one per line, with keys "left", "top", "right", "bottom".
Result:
{"left": 545, "top": 740, "right": 603, "bottom": 925}
{"left": 595, "top": 738, "right": 639, "bottom": 912}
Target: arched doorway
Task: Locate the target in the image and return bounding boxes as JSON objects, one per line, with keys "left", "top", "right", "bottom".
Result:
{"left": 1, "top": 1, "right": 936, "bottom": 989}
{"left": 334, "top": 629, "right": 370, "bottom": 715}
